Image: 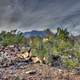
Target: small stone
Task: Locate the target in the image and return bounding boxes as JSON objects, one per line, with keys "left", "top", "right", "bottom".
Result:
{"left": 26, "top": 70, "right": 36, "bottom": 75}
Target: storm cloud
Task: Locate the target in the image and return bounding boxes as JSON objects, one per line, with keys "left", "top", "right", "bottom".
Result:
{"left": 0, "top": 0, "right": 80, "bottom": 35}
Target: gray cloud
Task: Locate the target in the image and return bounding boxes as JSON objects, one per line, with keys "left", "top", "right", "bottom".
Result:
{"left": 0, "top": 0, "right": 80, "bottom": 35}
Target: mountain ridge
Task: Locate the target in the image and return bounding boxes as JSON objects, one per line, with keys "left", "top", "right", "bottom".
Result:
{"left": 23, "top": 30, "right": 47, "bottom": 38}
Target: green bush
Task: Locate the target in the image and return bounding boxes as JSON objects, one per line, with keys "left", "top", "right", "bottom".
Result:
{"left": 0, "top": 28, "right": 80, "bottom": 69}
{"left": 0, "top": 30, "right": 26, "bottom": 46}
{"left": 15, "top": 76, "right": 21, "bottom": 80}
{"left": 64, "top": 59, "right": 78, "bottom": 69}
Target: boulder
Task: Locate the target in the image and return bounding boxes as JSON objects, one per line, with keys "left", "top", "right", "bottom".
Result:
{"left": 17, "top": 50, "right": 32, "bottom": 61}
{"left": 31, "top": 56, "right": 42, "bottom": 63}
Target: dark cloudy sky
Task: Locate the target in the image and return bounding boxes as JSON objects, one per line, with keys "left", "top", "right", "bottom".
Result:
{"left": 0, "top": 0, "right": 80, "bottom": 35}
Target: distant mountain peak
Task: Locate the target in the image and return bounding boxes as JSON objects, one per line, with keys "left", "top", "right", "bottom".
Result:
{"left": 23, "top": 29, "right": 53, "bottom": 38}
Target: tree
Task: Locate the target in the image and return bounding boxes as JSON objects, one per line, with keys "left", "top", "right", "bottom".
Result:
{"left": 56, "top": 27, "right": 69, "bottom": 41}
{"left": 16, "top": 31, "right": 26, "bottom": 46}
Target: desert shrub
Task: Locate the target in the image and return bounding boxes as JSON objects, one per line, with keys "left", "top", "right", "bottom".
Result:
{"left": 0, "top": 30, "right": 26, "bottom": 47}
{"left": 15, "top": 76, "right": 21, "bottom": 80}
{"left": 63, "top": 59, "right": 78, "bottom": 69}
{"left": 48, "top": 54, "right": 62, "bottom": 67}
{"left": 32, "top": 48, "right": 48, "bottom": 60}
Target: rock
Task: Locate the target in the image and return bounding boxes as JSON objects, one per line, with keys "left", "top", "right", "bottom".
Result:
{"left": 31, "top": 56, "right": 42, "bottom": 63}
{"left": 75, "top": 67, "right": 80, "bottom": 75}
{"left": 17, "top": 51, "right": 31, "bottom": 59}
{"left": 26, "top": 70, "right": 36, "bottom": 75}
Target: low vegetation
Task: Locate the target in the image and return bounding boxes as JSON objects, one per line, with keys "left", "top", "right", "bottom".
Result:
{"left": 0, "top": 28, "right": 80, "bottom": 70}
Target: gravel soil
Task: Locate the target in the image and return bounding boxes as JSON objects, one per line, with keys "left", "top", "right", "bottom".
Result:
{"left": 0, "top": 63, "right": 80, "bottom": 80}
